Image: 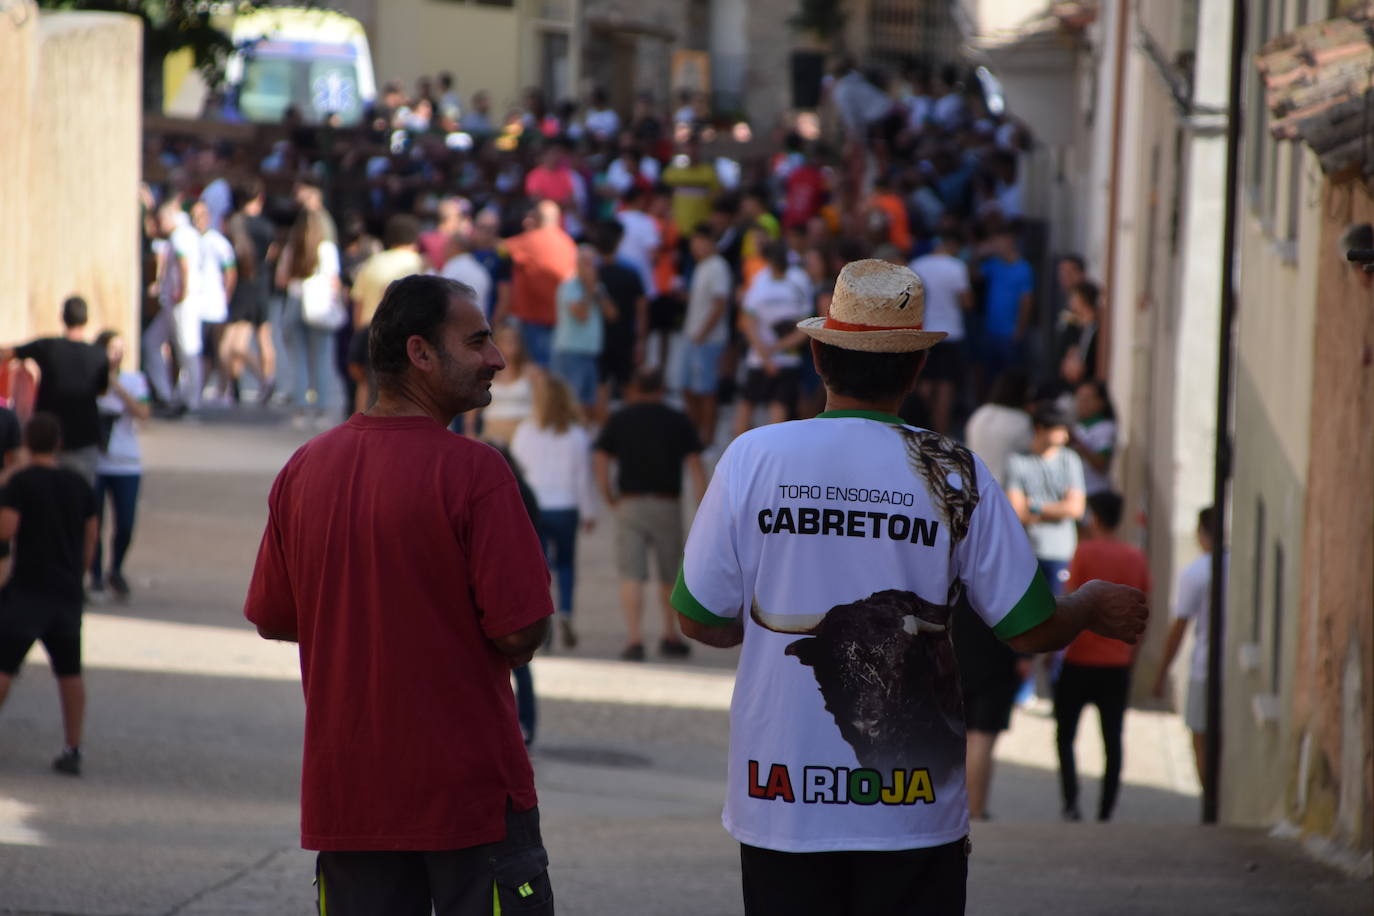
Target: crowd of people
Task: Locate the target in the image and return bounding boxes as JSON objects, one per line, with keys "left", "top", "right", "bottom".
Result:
{"left": 0, "top": 63, "right": 1217, "bottom": 910}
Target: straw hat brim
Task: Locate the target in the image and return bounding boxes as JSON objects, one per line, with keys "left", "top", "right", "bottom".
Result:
{"left": 797, "top": 317, "right": 947, "bottom": 353}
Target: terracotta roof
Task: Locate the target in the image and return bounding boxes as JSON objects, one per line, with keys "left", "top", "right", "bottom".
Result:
{"left": 1258, "top": 4, "right": 1374, "bottom": 176}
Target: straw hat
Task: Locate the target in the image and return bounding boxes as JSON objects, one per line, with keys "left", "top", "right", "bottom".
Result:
{"left": 797, "top": 259, "right": 947, "bottom": 353}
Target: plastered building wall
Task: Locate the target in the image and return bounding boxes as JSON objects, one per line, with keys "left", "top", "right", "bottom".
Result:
{"left": 0, "top": 6, "right": 141, "bottom": 350}
{"left": 1289, "top": 179, "right": 1373, "bottom": 860}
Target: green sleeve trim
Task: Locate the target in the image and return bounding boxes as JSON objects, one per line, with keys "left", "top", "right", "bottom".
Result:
{"left": 671, "top": 568, "right": 735, "bottom": 627}
{"left": 815, "top": 409, "right": 907, "bottom": 425}
{"left": 992, "top": 568, "right": 1057, "bottom": 640}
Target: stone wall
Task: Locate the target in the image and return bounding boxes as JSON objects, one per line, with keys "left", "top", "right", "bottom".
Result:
{"left": 0, "top": 7, "right": 141, "bottom": 352}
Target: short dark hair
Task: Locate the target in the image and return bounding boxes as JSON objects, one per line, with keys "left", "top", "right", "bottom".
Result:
{"left": 1072, "top": 280, "right": 1101, "bottom": 313}
{"left": 95, "top": 329, "right": 120, "bottom": 351}
{"left": 987, "top": 368, "right": 1029, "bottom": 408}
{"left": 1058, "top": 253, "right": 1086, "bottom": 272}
{"left": 25, "top": 412, "right": 62, "bottom": 454}
{"left": 1076, "top": 378, "right": 1116, "bottom": 419}
{"left": 62, "top": 296, "right": 88, "bottom": 328}
{"left": 593, "top": 220, "right": 624, "bottom": 256}
{"left": 763, "top": 239, "right": 790, "bottom": 271}
{"left": 1031, "top": 403, "right": 1074, "bottom": 430}
{"left": 369, "top": 275, "right": 474, "bottom": 381}
{"left": 383, "top": 214, "right": 421, "bottom": 249}
{"left": 1197, "top": 505, "right": 1218, "bottom": 534}
{"left": 691, "top": 221, "right": 716, "bottom": 242}
{"left": 632, "top": 366, "right": 665, "bottom": 395}
{"left": 1088, "top": 491, "right": 1124, "bottom": 530}
{"left": 813, "top": 342, "right": 926, "bottom": 403}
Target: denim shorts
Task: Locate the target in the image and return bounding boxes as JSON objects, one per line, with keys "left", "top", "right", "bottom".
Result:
{"left": 550, "top": 351, "right": 599, "bottom": 406}
{"left": 679, "top": 339, "right": 725, "bottom": 396}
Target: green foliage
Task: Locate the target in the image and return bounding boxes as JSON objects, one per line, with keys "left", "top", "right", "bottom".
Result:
{"left": 788, "top": 0, "right": 847, "bottom": 40}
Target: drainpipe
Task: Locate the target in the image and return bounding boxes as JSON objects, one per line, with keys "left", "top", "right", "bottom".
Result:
{"left": 1098, "top": 0, "right": 1130, "bottom": 380}
{"left": 1205, "top": 0, "right": 1247, "bottom": 826}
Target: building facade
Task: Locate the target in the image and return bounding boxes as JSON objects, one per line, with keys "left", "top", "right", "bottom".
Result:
{"left": 332, "top": 0, "right": 581, "bottom": 118}
{"left": 986, "top": 0, "right": 1372, "bottom": 872}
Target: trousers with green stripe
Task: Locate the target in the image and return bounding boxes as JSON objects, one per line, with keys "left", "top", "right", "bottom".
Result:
{"left": 314, "top": 804, "right": 553, "bottom": 915}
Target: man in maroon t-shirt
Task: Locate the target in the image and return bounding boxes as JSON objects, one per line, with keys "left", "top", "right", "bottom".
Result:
{"left": 245, "top": 274, "right": 555, "bottom": 915}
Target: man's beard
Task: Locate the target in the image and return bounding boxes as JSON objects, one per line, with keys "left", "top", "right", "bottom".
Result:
{"left": 437, "top": 346, "right": 495, "bottom": 414}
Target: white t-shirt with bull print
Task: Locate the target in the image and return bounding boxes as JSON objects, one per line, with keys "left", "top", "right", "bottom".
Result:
{"left": 672, "top": 410, "right": 1055, "bottom": 853}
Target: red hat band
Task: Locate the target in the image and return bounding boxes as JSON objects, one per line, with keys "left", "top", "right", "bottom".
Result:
{"left": 821, "top": 317, "right": 925, "bottom": 333}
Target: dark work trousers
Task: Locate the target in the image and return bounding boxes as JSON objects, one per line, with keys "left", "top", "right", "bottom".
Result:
{"left": 1054, "top": 663, "right": 1131, "bottom": 820}
{"left": 740, "top": 838, "right": 968, "bottom": 916}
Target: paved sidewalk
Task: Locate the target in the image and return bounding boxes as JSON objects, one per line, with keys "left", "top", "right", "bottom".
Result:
{"left": 0, "top": 413, "right": 1366, "bottom": 914}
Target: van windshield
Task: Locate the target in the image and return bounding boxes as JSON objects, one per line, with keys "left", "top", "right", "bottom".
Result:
{"left": 238, "top": 43, "right": 364, "bottom": 125}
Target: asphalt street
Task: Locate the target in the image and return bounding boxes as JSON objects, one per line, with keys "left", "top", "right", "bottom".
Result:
{"left": 0, "top": 411, "right": 1367, "bottom": 915}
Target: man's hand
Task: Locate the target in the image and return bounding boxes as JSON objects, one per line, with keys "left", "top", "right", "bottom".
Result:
{"left": 1077, "top": 579, "right": 1149, "bottom": 644}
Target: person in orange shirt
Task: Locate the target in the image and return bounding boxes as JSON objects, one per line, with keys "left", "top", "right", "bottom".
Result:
{"left": 1055, "top": 490, "right": 1150, "bottom": 822}
{"left": 868, "top": 173, "right": 912, "bottom": 256}
{"left": 499, "top": 200, "right": 577, "bottom": 368}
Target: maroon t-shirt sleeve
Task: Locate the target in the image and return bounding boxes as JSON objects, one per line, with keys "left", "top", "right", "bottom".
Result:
{"left": 466, "top": 456, "right": 554, "bottom": 640}
{"left": 244, "top": 471, "right": 297, "bottom": 636}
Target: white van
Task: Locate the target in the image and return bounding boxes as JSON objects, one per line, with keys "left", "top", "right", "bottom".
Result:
{"left": 164, "top": 7, "right": 377, "bottom": 126}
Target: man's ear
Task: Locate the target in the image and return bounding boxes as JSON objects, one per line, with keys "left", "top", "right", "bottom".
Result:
{"left": 405, "top": 335, "right": 433, "bottom": 373}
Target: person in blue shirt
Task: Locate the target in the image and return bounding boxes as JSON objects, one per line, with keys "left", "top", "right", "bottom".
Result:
{"left": 976, "top": 227, "right": 1034, "bottom": 388}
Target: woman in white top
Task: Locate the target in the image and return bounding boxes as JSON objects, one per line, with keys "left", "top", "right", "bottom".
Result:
{"left": 277, "top": 208, "right": 344, "bottom": 429}
{"left": 469, "top": 322, "right": 540, "bottom": 446}
{"left": 91, "top": 330, "right": 151, "bottom": 601}
{"left": 735, "top": 240, "right": 814, "bottom": 438}
{"left": 511, "top": 375, "right": 597, "bottom": 649}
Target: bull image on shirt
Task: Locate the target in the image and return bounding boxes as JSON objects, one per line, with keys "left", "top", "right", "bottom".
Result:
{"left": 752, "top": 590, "right": 963, "bottom": 772}
{"left": 752, "top": 426, "right": 983, "bottom": 774}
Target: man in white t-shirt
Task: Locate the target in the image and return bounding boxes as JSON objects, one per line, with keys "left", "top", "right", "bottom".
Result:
{"left": 191, "top": 200, "right": 237, "bottom": 403}
{"left": 440, "top": 233, "right": 494, "bottom": 320}
{"left": 1153, "top": 505, "right": 1220, "bottom": 784}
{"left": 680, "top": 224, "right": 731, "bottom": 445}
{"left": 614, "top": 186, "right": 661, "bottom": 298}
{"left": 910, "top": 232, "right": 972, "bottom": 434}
{"left": 146, "top": 201, "right": 197, "bottom": 410}
{"left": 672, "top": 259, "right": 1147, "bottom": 915}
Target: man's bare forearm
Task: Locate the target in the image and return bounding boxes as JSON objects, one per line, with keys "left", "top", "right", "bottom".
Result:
{"left": 492, "top": 618, "right": 550, "bottom": 664}
{"left": 1007, "top": 591, "right": 1093, "bottom": 654}
{"left": 680, "top": 614, "right": 744, "bottom": 648}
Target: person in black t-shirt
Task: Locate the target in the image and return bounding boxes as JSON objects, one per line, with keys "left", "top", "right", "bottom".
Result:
{"left": 0, "top": 296, "right": 109, "bottom": 485}
{"left": 593, "top": 221, "right": 648, "bottom": 416}
{"left": 0, "top": 413, "right": 99, "bottom": 776}
{"left": 594, "top": 369, "right": 707, "bottom": 662}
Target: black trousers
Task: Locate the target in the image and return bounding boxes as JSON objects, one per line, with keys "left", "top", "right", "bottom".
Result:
{"left": 740, "top": 838, "right": 968, "bottom": 916}
{"left": 1053, "top": 663, "right": 1131, "bottom": 820}
{"left": 315, "top": 804, "right": 553, "bottom": 916}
